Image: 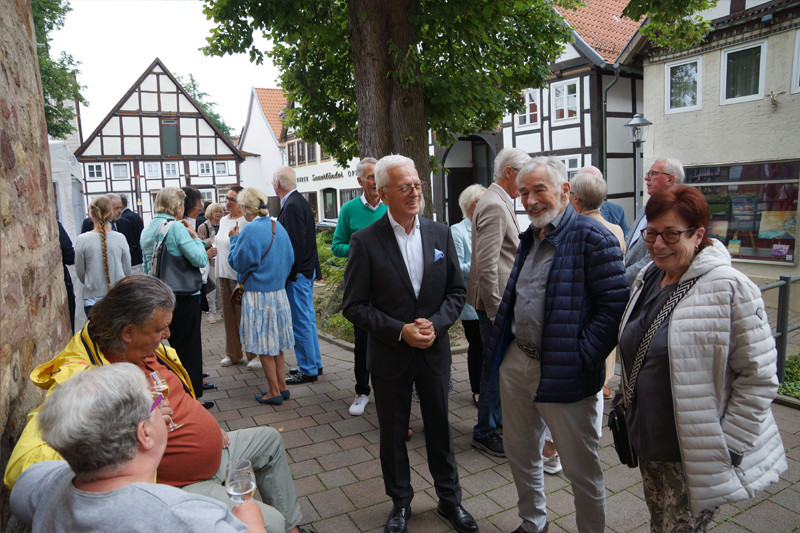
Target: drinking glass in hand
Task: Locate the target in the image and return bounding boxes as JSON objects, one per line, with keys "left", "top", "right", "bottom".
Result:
{"left": 226, "top": 459, "right": 256, "bottom": 504}
{"left": 147, "top": 371, "right": 184, "bottom": 432}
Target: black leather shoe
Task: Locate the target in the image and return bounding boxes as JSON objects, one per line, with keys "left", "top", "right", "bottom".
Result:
{"left": 286, "top": 372, "right": 318, "bottom": 385}
{"left": 385, "top": 505, "right": 411, "bottom": 533}
{"left": 202, "top": 401, "right": 214, "bottom": 409}
{"left": 437, "top": 504, "right": 478, "bottom": 533}
{"left": 202, "top": 382, "right": 217, "bottom": 390}
{"left": 511, "top": 523, "right": 548, "bottom": 533}
{"left": 289, "top": 367, "right": 299, "bottom": 375}
{"left": 202, "top": 372, "right": 210, "bottom": 378}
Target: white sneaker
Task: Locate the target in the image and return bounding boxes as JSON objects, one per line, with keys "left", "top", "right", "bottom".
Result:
{"left": 207, "top": 314, "right": 217, "bottom": 324}
{"left": 220, "top": 357, "right": 235, "bottom": 367}
{"left": 543, "top": 454, "right": 562, "bottom": 475}
{"left": 247, "top": 359, "right": 263, "bottom": 370}
{"left": 349, "top": 394, "right": 369, "bottom": 416}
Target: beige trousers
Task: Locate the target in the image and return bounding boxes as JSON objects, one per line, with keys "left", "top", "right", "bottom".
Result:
{"left": 218, "top": 277, "right": 252, "bottom": 363}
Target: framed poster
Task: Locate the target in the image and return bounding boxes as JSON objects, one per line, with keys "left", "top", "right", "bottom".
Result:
{"left": 758, "top": 211, "right": 796, "bottom": 239}
{"left": 709, "top": 220, "right": 729, "bottom": 240}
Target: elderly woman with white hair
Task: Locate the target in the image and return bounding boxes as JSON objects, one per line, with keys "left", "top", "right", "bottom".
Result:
{"left": 9, "top": 363, "right": 266, "bottom": 533}
{"left": 569, "top": 170, "right": 626, "bottom": 407}
{"left": 451, "top": 184, "right": 487, "bottom": 406}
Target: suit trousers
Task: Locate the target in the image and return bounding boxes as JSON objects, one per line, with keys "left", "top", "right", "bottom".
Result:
{"left": 462, "top": 319, "right": 483, "bottom": 395}
{"left": 169, "top": 294, "right": 204, "bottom": 398}
{"left": 218, "top": 277, "right": 249, "bottom": 363}
{"left": 353, "top": 324, "right": 370, "bottom": 396}
{"left": 181, "top": 427, "right": 303, "bottom": 533}
{"left": 372, "top": 352, "right": 462, "bottom": 508}
{"left": 284, "top": 271, "right": 321, "bottom": 376}
{"left": 499, "top": 343, "right": 606, "bottom": 533}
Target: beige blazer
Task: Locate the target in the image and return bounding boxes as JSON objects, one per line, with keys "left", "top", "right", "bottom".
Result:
{"left": 466, "top": 183, "right": 520, "bottom": 317}
{"left": 584, "top": 209, "right": 626, "bottom": 255}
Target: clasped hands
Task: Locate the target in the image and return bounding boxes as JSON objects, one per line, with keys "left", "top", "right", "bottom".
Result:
{"left": 401, "top": 318, "right": 436, "bottom": 349}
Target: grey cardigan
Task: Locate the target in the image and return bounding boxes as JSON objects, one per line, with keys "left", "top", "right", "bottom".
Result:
{"left": 75, "top": 231, "right": 131, "bottom": 300}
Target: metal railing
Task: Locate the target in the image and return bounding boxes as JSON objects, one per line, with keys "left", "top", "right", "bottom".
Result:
{"left": 759, "top": 275, "right": 800, "bottom": 383}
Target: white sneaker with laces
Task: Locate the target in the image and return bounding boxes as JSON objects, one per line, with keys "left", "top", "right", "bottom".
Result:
{"left": 220, "top": 357, "right": 235, "bottom": 367}
{"left": 349, "top": 394, "right": 369, "bottom": 416}
{"left": 543, "top": 454, "right": 562, "bottom": 475}
{"left": 207, "top": 313, "right": 217, "bottom": 324}
{"left": 247, "top": 359, "right": 263, "bottom": 370}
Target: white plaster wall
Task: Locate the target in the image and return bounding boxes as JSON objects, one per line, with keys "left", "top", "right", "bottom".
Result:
{"left": 515, "top": 132, "right": 542, "bottom": 154}
{"left": 444, "top": 141, "right": 472, "bottom": 167}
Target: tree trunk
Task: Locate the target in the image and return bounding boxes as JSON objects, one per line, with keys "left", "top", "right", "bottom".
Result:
{"left": 347, "top": 0, "right": 433, "bottom": 218}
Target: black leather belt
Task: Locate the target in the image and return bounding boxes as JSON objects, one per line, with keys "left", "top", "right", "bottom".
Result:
{"left": 516, "top": 342, "right": 541, "bottom": 360}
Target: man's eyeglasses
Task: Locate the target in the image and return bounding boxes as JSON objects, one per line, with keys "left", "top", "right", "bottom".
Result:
{"left": 645, "top": 170, "right": 672, "bottom": 179}
{"left": 641, "top": 227, "right": 697, "bottom": 244}
{"left": 225, "top": 196, "right": 238, "bottom": 203}
{"left": 383, "top": 182, "right": 427, "bottom": 197}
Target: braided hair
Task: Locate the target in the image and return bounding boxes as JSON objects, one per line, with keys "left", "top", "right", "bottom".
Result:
{"left": 90, "top": 196, "right": 114, "bottom": 287}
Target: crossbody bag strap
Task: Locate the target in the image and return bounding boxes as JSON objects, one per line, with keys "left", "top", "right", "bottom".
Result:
{"left": 239, "top": 219, "right": 277, "bottom": 288}
{"left": 624, "top": 275, "right": 700, "bottom": 404}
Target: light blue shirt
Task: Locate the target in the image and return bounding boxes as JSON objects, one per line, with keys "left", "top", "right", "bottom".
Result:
{"left": 451, "top": 218, "right": 478, "bottom": 321}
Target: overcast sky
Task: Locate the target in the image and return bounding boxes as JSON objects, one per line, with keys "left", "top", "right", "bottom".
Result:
{"left": 50, "top": 0, "right": 282, "bottom": 139}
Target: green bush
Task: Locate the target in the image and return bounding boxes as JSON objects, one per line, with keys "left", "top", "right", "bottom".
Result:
{"left": 778, "top": 354, "right": 800, "bottom": 400}
{"left": 316, "top": 229, "right": 347, "bottom": 285}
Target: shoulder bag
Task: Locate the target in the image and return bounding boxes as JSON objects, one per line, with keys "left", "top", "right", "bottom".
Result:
{"left": 151, "top": 221, "right": 203, "bottom": 296}
{"left": 609, "top": 274, "right": 700, "bottom": 468}
{"left": 231, "top": 219, "right": 277, "bottom": 306}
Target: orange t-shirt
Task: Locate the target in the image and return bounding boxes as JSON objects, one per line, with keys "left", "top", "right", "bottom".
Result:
{"left": 139, "top": 355, "right": 223, "bottom": 486}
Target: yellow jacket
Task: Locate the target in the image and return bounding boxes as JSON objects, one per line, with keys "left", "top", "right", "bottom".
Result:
{"left": 3, "top": 324, "right": 194, "bottom": 489}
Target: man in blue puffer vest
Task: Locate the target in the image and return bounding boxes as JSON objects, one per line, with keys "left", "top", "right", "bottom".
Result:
{"left": 488, "top": 157, "right": 629, "bottom": 533}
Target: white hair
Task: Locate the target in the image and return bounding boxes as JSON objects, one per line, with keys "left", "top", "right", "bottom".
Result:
{"left": 273, "top": 167, "right": 297, "bottom": 190}
{"left": 357, "top": 157, "right": 378, "bottom": 178}
{"left": 493, "top": 148, "right": 531, "bottom": 182}
{"left": 375, "top": 154, "right": 416, "bottom": 189}
{"left": 458, "top": 184, "right": 487, "bottom": 219}
{"left": 570, "top": 171, "right": 607, "bottom": 210}
{"left": 518, "top": 156, "right": 568, "bottom": 187}
{"left": 655, "top": 158, "right": 685, "bottom": 184}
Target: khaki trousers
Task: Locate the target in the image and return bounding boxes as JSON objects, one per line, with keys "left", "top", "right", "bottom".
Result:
{"left": 218, "top": 277, "right": 251, "bottom": 363}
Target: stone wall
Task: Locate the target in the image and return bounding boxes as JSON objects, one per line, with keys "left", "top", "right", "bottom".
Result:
{"left": 0, "top": 0, "right": 71, "bottom": 529}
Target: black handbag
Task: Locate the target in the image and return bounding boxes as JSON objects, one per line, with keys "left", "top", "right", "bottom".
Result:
{"left": 152, "top": 221, "right": 203, "bottom": 296}
{"left": 611, "top": 273, "right": 700, "bottom": 468}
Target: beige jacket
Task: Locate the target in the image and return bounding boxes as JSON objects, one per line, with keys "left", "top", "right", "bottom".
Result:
{"left": 466, "top": 183, "right": 520, "bottom": 317}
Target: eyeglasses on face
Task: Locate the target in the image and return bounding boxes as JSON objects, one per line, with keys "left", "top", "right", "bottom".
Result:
{"left": 225, "top": 196, "right": 238, "bottom": 203}
{"left": 645, "top": 170, "right": 672, "bottom": 179}
{"left": 641, "top": 227, "right": 697, "bottom": 244}
{"left": 383, "top": 181, "right": 427, "bottom": 197}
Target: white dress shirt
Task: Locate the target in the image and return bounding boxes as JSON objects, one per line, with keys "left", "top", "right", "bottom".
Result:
{"left": 387, "top": 210, "right": 423, "bottom": 299}
{"left": 629, "top": 213, "right": 648, "bottom": 247}
{"left": 360, "top": 194, "right": 383, "bottom": 211}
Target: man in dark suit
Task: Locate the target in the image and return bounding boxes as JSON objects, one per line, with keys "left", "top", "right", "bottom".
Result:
{"left": 119, "top": 193, "right": 145, "bottom": 274}
{"left": 273, "top": 167, "right": 323, "bottom": 385}
{"left": 342, "top": 155, "right": 477, "bottom": 533}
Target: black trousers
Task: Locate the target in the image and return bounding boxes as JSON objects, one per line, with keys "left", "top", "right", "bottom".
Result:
{"left": 169, "top": 294, "right": 203, "bottom": 398}
{"left": 353, "top": 325, "right": 370, "bottom": 396}
{"left": 372, "top": 353, "right": 462, "bottom": 508}
{"left": 462, "top": 319, "right": 483, "bottom": 395}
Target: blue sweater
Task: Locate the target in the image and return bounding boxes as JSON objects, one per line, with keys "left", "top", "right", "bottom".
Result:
{"left": 489, "top": 204, "right": 629, "bottom": 403}
{"left": 228, "top": 217, "right": 294, "bottom": 293}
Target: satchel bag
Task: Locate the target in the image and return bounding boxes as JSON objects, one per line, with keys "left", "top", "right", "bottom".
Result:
{"left": 609, "top": 273, "right": 700, "bottom": 468}
{"left": 230, "top": 219, "right": 276, "bottom": 306}
{"left": 151, "top": 221, "right": 203, "bottom": 296}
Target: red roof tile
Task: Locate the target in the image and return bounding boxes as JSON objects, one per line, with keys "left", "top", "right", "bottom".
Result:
{"left": 557, "top": 1, "right": 642, "bottom": 62}
{"left": 254, "top": 88, "right": 287, "bottom": 146}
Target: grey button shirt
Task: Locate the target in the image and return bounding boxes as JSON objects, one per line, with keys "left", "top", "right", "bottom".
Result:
{"left": 511, "top": 209, "right": 567, "bottom": 350}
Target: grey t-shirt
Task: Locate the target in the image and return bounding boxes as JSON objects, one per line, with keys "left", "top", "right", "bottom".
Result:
{"left": 75, "top": 231, "right": 131, "bottom": 300}
{"left": 10, "top": 461, "right": 248, "bottom": 533}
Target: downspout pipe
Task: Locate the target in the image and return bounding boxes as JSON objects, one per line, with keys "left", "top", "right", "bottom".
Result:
{"left": 603, "top": 67, "right": 620, "bottom": 178}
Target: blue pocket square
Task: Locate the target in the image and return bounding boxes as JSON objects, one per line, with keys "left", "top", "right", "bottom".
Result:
{"left": 434, "top": 249, "right": 444, "bottom": 262}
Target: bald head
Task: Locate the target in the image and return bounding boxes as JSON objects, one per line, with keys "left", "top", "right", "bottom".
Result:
{"left": 578, "top": 165, "right": 603, "bottom": 179}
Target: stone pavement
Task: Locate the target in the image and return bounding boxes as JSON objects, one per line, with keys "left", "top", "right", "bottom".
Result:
{"left": 199, "top": 317, "right": 800, "bottom": 533}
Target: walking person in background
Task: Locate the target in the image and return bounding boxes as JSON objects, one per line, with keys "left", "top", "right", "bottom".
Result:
{"left": 228, "top": 188, "right": 295, "bottom": 406}
{"left": 75, "top": 196, "right": 131, "bottom": 318}
{"left": 451, "top": 184, "right": 486, "bottom": 407}
{"left": 198, "top": 202, "right": 225, "bottom": 324}
{"left": 617, "top": 186, "right": 787, "bottom": 532}
{"left": 217, "top": 186, "right": 260, "bottom": 370}
{"left": 331, "top": 157, "right": 388, "bottom": 416}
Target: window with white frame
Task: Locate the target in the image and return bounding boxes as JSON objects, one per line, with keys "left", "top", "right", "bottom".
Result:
{"left": 297, "top": 141, "right": 306, "bottom": 165}
{"left": 552, "top": 80, "right": 579, "bottom": 123}
{"left": 112, "top": 163, "right": 128, "bottom": 180}
{"left": 164, "top": 163, "right": 178, "bottom": 177}
{"left": 791, "top": 30, "right": 800, "bottom": 94}
{"left": 199, "top": 162, "right": 211, "bottom": 175}
{"left": 288, "top": 143, "right": 296, "bottom": 166}
{"left": 720, "top": 40, "right": 767, "bottom": 105}
{"left": 86, "top": 164, "right": 103, "bottom": 180}
{"left": 145, "top": 163, "right": 160, "bottom": 177}
{"left": 559, "top": 156, "right": 581, "bottom": 179}
{"left": 198, "top": 189, "right": 215, "bottom": 203}
{"left": 517, "top": 89, "right": 540, "bottom": 129}
{"left": 215, "top": 162, "right": 227, "bottom": 175}
{"left": 665, "top": 57, "right": 702, "bottom": 113}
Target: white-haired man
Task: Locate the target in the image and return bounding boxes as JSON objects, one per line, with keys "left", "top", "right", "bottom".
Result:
{"left": 343, "top": 155, "right": 476, "bottom": 533}
{"left": 488, "top": 157, "right": 629, "bottom": 533}
{"left": 624, "top": 158, "right": 684, "bottom": 285}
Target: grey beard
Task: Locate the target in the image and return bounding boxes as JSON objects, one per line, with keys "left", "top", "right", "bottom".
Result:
{"left": 527, "top": 197, "right": 565, "bottom": 229}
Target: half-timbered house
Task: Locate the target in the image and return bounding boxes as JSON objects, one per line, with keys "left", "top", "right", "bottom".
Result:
{"left": 74, "top": 58, "right": 244, "bottom": 221}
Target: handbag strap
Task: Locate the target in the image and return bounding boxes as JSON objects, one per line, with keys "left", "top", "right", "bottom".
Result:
{"left": 239, "top": 219, "right": 277, "bottom": 288}
{"left": 624, "top": 275, "right": 700, "bottom": 404}
{"left": 151, "top": 220, "right": 174, "bottom": 275}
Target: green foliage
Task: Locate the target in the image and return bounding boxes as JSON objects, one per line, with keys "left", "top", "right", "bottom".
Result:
{"left": 316, "top": 229, "right": 347, "bottom": 284}
{"left": 324, "top": 312, "right": 355, "bottom": 344}
{"left": 201, "top": 0, "right": 577, "bottom": 162}
{"left": 778, "top": 354, "right": 800, "bottom": 400}
{"left": 175, "top": 73, "right": 233, "bottom": 139}
{"left": 623, "top": 0, "right": 718, "bottom": 51}
{"left": 32, "top": 0, "right": 87, "bottom": 139}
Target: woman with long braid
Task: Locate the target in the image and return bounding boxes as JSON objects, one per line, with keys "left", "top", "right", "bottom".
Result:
{"left": 75, "top": 196, "right": 131, "bottom": 318}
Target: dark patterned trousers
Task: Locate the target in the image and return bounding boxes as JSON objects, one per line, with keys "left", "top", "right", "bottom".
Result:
{"left": 639, "top": 459, "right": 718, "bottom": 533}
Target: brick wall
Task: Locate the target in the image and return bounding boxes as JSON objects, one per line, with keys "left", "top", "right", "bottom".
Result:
{"left": 0, "top": 0, "right": 71, "bottom": 529}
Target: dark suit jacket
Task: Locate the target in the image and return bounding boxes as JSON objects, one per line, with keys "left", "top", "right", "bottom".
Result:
{"left": 277, "top": 190, "right": 322, "bottom": 282}
{"left": 120, "top": 208, "right": 144, "bottom": 266}
{"left": 342, "top": 214, "right": 466, "bottom": 379}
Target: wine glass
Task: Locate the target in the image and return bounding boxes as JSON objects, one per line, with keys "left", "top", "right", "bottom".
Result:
{"left": 226, "top": 459, "right": 256, "bottom": 504}
{"left": 147, "top": 371, "right": 184, "bottom": 432}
